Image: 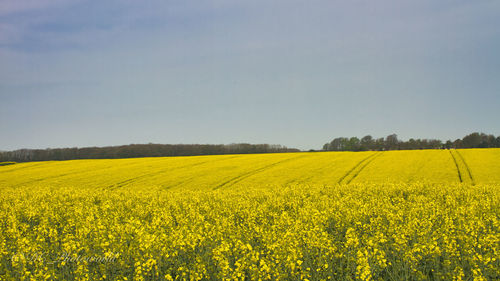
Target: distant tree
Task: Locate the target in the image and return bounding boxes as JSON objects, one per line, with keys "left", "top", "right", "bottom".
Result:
{"left": 346, "top": 137, "right": 360, "bottom": 151}
{"left": 444, "top": 140, "right": 453, "bottom": 149}
{"left": 428, "top": 139, "right": 443, "bottom": 149}
{"left": 481, "top": 134, "right": 496, "bottom": 148}
{"left": 360, "top": 135, "right": 374, "bottom": 151}
{"left": 375, "top": 138, "right": 385, "bottom": 151}
{"left": 385, "top": 134, "right": 399, "bottom": 150}
{"left": 327, "top": 138, "right": 346, "bottom": 151}
{"left": 409, "top": 138, "right": 418, "bottom": 150}
{"left": 462, "top": 133, "right": 482, "bottom": 148}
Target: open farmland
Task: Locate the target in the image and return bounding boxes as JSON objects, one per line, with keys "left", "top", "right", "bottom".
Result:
{"left": 0, "top": 149, "right": 499, "bottom": 280}
{"left": 1, "top": 148, "right": 499, "bottom": 188}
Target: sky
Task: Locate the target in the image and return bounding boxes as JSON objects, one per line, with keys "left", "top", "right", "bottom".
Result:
{"left": 1, "top": 0, "right": 499, "bottom": 151}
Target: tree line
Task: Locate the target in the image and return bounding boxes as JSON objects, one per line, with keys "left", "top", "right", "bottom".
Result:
{"left": 0, "top": 143, "right": 299, "bottom": 163}
{"left": 2, "top": 132, "right": 498, "bottom": 163}
{"left": 323, "top": 132, "right": 500, "bottom": 151}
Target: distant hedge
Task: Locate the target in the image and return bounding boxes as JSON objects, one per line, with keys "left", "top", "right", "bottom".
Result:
{"left": 0, "top": 144, "right": 299, "bottom": 163}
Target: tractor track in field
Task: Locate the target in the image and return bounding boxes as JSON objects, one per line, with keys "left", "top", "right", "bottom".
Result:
{"left": 13, "top": 172, "right": 83, "bottom": 187}
{"left": 12, "top": 161, "right": 152, "bottom": 187}
{"left": 106, "top": 161, "right": 212, "bottom": 190}
{"left": 107, "top": 156, "right": 240, "bottom": 189}
{"left": 346, "top": 152, "right": 383, "bottom": 184}
{"left": 338, "top": 152, "right": 382, "bottom": 184}
{"left": 0, "top": 162, "right": 47, "bottom": 174}
{"left": 449, "top": 150, "right": 465, "bottom": 183}
{"left": 283, "top": 153, "right": 341, "bottom": 186}
{"left": 10, "top": 158, "right": 174, "bottom": 187}
{"left": 4, "top": 158, "right": 174, "bottom": 186}
{"left": 454, "top": 150, "right": 475, "bottom": 185}
{"left": 214, "top": 154, "right": 308, "bottom": 189}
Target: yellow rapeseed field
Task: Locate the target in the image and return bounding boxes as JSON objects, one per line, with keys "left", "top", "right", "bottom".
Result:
{"left": 0, "top": 149, "right": 499, "bottom": 280}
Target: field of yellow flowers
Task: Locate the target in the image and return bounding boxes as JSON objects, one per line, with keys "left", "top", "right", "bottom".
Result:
{"left": 0, "top": 149, "right": 499, "bottom": 280}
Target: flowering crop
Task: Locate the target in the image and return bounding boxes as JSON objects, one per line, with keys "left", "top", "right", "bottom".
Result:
{"left": 0, "top": 149, "right": 499, "bottom": 280}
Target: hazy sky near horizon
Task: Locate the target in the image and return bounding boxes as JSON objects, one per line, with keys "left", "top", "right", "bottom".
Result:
{"left": 1, "top": 0, "right": 499, "bottom": 150}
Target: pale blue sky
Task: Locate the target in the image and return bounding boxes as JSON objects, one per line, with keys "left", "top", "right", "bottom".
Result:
{"left": 1, "top": 0, "right": 499, "bottom": 150}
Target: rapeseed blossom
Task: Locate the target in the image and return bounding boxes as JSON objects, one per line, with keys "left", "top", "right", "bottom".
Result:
{"left": 0, "top": 149, "right": 499, "bottom": 280}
